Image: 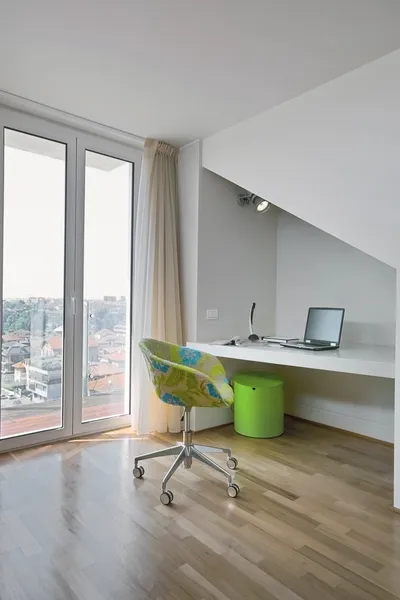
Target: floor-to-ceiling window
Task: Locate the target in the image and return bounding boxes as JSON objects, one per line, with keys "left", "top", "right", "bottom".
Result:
{"left": 81, "top": 150, "right": 133, "bottom": 423}
{"left": 0, "top": 109, "right": 141, "bottom": 451}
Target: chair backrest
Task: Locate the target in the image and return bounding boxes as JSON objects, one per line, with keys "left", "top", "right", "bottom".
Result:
{"left": 139, "top": 338, "right": 233, "bottom": 408}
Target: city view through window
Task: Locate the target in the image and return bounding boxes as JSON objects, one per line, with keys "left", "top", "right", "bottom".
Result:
{"left": 1, "top": 131, "right": 132, "bottom": 439}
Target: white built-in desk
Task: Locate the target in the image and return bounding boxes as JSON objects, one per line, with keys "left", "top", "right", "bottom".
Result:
{"left": 187, "top": 342, "right": 395, "bottom": 379}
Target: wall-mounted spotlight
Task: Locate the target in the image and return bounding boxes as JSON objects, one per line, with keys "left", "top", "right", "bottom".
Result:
{"left": 237, "top": 192, "right": 271, "bottom": 214}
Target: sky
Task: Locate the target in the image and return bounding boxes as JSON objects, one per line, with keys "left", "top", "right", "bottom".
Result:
{"left": 3, "top": 134, "right": 132, "bottom": 299}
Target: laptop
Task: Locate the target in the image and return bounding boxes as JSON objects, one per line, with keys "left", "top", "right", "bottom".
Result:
{"left": 281, "top": 307, "right": 345, "bottom": 351}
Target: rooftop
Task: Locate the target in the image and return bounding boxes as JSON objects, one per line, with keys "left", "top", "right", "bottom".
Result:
{"left": 29, "top": 357, "right": 62, "bottom": 371}
{"left": 12, "top": 362, "right": 26, "bottom": 370}
{"left": 105, "top": 351, "right": 126, "bottom": 363}
{"left": 88, "top": 372, "right": 125, "bottom": 393}
{"left": 89, "top": 363, "right": 123, "bottom": 378}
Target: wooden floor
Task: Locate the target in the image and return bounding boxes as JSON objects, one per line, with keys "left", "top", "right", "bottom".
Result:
{"left": 0, "top": 417, "right": 398, "bottom": 600}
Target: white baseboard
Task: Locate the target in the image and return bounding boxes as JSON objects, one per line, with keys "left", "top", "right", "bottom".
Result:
{"left": 286, "top": 403, "right": 393, "bottom": 443}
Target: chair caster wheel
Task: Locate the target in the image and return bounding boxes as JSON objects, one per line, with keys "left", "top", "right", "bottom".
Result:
{"left": 133, "top": 465, "right": 144, "bottom": 479}
{"left": 160, "top": 490, "right": 174, "bottom": 505}
{"left": 227, "top": 457, "right": 238, "bottom": 470}
{"left": 227, "top": 483, "right": 240, "bottom": 498}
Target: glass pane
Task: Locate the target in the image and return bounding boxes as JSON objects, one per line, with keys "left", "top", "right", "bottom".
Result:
{"left": 1, "top": 129, "right": 66, "bottom": 439}
{"left": 82, "top": 151, "right": 132, "bottom": 422}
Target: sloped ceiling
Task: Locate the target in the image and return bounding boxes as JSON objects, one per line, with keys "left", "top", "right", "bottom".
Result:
{"left": 203, "top": 51, "right": 400, "bottom": 268}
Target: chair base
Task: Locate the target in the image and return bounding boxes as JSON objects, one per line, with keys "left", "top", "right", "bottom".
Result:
{"left": 133, "top": 408, "right": 239, "bottom": 503}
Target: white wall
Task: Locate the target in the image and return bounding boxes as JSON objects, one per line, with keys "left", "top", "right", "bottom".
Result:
{"left": 178, "top": 143, "right": 278, "bottom": 346}
{"left": 177, "top": 141, "right": 200, "bottom": 342}
{"left": 280, "top": 366, "right": 394, "bottom": 443}
{"left": 178, "top": 142, "right": 278, "bottom": 346}
{"left": 276, "top": 212, "right": 396, "bottom": 346}
{"left": 274, "top": 213, "right": 396, "bottom": 442}
{"left": 194, "top": 169, "right": 278, "bottom": 431}
{"left": 178, "top": 144, "right": 278, "bottom": 430}
{"left": 196, "top": 169, "right": 277, "bottom": 341}
{"left": 203, "top": 50, "right": 400, "bottom": 269}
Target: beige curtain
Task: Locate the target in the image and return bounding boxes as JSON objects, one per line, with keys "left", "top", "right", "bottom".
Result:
{"left": 132, "top": 139, "right": 182, "bottom": 434}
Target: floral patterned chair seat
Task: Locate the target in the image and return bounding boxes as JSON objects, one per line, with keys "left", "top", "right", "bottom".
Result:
{"left": 139, "top": 338, "right": 234, "bottom": 408}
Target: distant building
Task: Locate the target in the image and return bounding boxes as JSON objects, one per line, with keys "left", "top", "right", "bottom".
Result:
{"left": 105, "top": 350, "right": 125, "bottom": 368}
{"left": 94, "top": 329, "right": 119, "bottom": 347}
{"left": 30, "top": 307, "right": 46, "bottom": 336}
{"left": 87, "top": 338, "right": 99, "bottom": 362}
{"left": 88, "top": 372, "right": 125, "bottom": 395}
{"left": 45, "top": 308, "right": 63, "bottom": 331}
{"left": 12, "top": 361, "right": 27, "bottom": 385}
{"left": 113, "top": 323, "right": 126, "bottom": 336}
{"left": 43, "top": 335, "right": 98, "bottom": 361}
{"left": 42, "top": 336, "right": 62, "bottom": 357}
{"left": 88, "top": 363, "right": 123, "bottom": 380}
{"left": 99, "top": 345, "right": 124, "bottom": 359}
{"left": 94, "top": 328, "right": 114, "bottom": 338}
{"left": 103, "top": 296, "right": 117, "bottom": 302}
{"left": 2, "top": 330, "right": 29, "bottom": 343}
{"left": 1, "top": 343, "right": 30, "bottom": 384}
{"left": 26, "top": 358, "right": 62, "bottom": 402}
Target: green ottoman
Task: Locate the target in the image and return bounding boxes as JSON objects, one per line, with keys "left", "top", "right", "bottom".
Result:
{"left": 233, "top": 372, "right": 284, "bottom": 438}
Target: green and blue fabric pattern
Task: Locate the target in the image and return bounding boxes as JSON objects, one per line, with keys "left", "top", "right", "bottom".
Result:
{"left": 139, "top": 338, "right": 234, "bottom": 408}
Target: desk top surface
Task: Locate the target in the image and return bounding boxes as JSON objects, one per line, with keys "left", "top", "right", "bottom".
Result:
{"left": 186, "top": 341, "right": 395, "bottom": 379}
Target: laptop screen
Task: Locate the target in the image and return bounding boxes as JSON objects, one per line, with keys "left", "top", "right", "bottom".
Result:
{"left": 304, "top": 307, "right": 345, "bottom": 344}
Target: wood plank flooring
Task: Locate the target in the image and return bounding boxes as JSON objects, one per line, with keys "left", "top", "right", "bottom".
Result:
{"left": 0, "top": 416, "right": 398, "bottom": 600}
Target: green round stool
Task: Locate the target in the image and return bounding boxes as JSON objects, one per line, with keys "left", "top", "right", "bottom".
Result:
{"left": 233, "top": 372, "right": 284, "bottom": 438}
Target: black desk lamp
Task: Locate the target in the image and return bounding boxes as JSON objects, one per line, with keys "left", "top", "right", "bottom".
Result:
{"left": 248, "top": 302, "right": 260, "bottom": 341}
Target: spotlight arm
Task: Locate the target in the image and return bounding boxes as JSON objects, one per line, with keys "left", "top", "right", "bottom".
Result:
{"left": 237, "top": 193, "right": 252, "bottom": 207}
